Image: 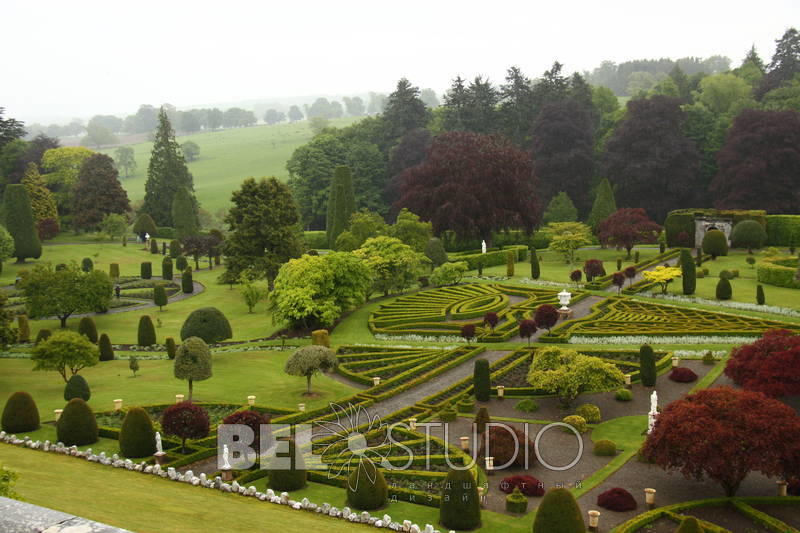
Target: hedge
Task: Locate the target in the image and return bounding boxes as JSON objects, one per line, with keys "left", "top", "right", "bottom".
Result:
{"left": 664, "top": 209, "right": 767, "bottom": 248}
{"left": 757, "top": 256, "right": 800, "bottom": 289}
{"left": 447, "top": 245, "right": 527, "bottom": 270}
{"left": 303, "top": 231, "right": 328, "bottom": 250}
{"left": 765, "top": 215, "right": 800, "bottom": 246}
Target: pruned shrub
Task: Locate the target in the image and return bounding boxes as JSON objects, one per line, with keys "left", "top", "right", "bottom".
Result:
{"left": 477, "top": 424, "right": 536, "bottom": 468}
{"left": 137, "top": 315, "right": 156, "bottom": 347}
{"left": 532, "top": 488, "right": 585, "bottom": 533}
{"left": 161, "top": 257, "right": 173, "bottom": 281}
{"left": 473, "top": 359, "right": 490, "bottom": 402}
{"left": 63, "top": 374, "right": 90, "bottom": 401}
{"left": 702, "top": 351, "right": 715, "bottom": 365}
{"left": 439, "top": 405, "right": 457, "bottom": 422}
{"left": 162, "top": 401, "right": 210, "bottom": 453}
{"left": 506, "top": 250, "right": 515, "bottom": 277}
{"left": 639, "top": 344, "right": 657, "bottom": 387}
{"left": 597, "top": 487, "right": 637, "bottom": 511}
{"left": 669, "top": 367, "right": 698, "bottom": 383}
{"left": 575, "top": 403, "right": 601, "bottom": 424}
{"left": 474, "top": 407, "right": 490, "bottom": 434}
{"left": 311, "top": 329, "right": 330, "bottom": 347}
{"left": 439, "top": 467, "right": 481, "bottom": 531}
{"left": 180, "top": 307, "right": 232, "bottom": 343}
{"left": 119, "top": 407, "right": 156, "bottom": 458}
{"left": 35, "top": 329, "right": 51, "bottom": 345}
{"left": 169, "top": 240, "right": 182, "bottom": 258}
{"left": 346, "top": 458, "right": 388, "bottom": 511}
{"left": 81, "top": 257, "right": 93, "bottom": 272}
{"left": 570, "top": 269, "right": 582, "bottom": 286}
{"left": 457, "top": 396, "right": 475, "bottom": 413}
{"left": 719, "top": 269, "right": 734, "bottom": 280}
{"left": 165, "top": 337, "right": 177, "bottom": 359}
{"left": 98, "top": 333, "right": 114, "bottom": 361}
{"left": 505, "top": 487, "right": 528, "bottom": 514}
{"left": 615, "top": 388, "right": 633, "bottom": 401}
{"left": 756, "top": 284, "right": 765, "bottom": 305}
{"left": 17, "top": 315, "right": 30, "bottom": 343}
{"left": 534, "top": 304, "right": 558, "bottom": 332}
{"left": 499, "top": 474, "right": 544, "bottom": 497}
{"left": 222, "top": 410, "right": 271, "bottom": 451}
{"left": 56, "top": 398, "right": 98, "bottom": 446}
{"left": 181, "top": 268, "right": 193, "bottom": 293}
{"left": 175, "top": 256, "right": 188, "bottom": 271}
{"left": 150, "top": 238, "right": 159, "bottom": 254}
{"left": 702, "top": 229, "right": 728, "bottom": 258}
{"left": 1, "top": 392, "right": 40, "bottom": 433}
{"left": 109, "top": 263, "right": 120, "bottom": 279}
{"left": 267, "top": 438, "right": 306, "bottom": 491}
{"left": 562, "top": 415, "right": 587, "bottom": 434}
{"left": 515, "top": 398, "right": 539, "bottom": 413}
{"left": 731, "top": 220, "right": 767, "bottom": 251}
{"left": 675, "top": 516, "right": 704, "bottom": 533}
{"left": 593, "top": 439, "right": 617, "bottom": 456}
{"left": 78, "top": 317, "right": 98, "bottom": 343}
{"left": 716, "top": 278, "right": 732, "bottom": 300}
{"left": 141, "top": 262, "right": 152, "bottom": 279}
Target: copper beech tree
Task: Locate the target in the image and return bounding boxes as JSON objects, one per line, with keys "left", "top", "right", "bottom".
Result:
{"left": 642, "top": 386, "right": 800, "bottom": 496}
{"left": 724, "top": 329, "right": 800, "bottom": 397}
{"left": 597, "top": 208, "right": 661, "bottom": 259}
{"left": 395, "top": 131, "right": 542, "bottom": 247}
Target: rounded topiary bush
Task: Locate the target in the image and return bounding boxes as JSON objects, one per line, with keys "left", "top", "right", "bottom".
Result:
{"left": 180, "top": 307, "right": 232, "bottom": 344}
{"left": 35, "top": 329, "right": 51, "bottom": 345}
{"left": 702, "top": 229, "right": 728, "bottom": 258}
{"left": 702, "top": 351, "right": 716, "bottom": 365}
{"left": 593, "top": 439, "right": 617, "bottom": 456}
{"left": 731, "top": 220, "right": 767, "bottom": 250}
{"left": 175, "top": 255, "right": 188, "bottom": 271}
{"left": 477, "top": 425, "right": 536, "bottom": 468}
{"left": 439, "top": 467, "right": 481, "bottom": 531}
{"left": 515, "top": 399, "right": 539, "bottom": 413}
{"left": 1, "top": 392, "right": 40, "bottom": 433}
{"left": 439, "top": 405, "right": 457, "bottom": 422}
{"left": 78, "top": 317, "right": 98, "bottom": 343}
{"left": 457, "top": 396, "right": 475, "bottom": 413}
{"left": 505, "top": 487, "right": 528, "bottom": 513}
{"left": 81, "top": 257, "right": 93, "bottom": 272}
{"left": 63, "top": 374, "right": 91, "bottom": 401}
{"left": 499, "top": 475, "right": 544, "bottom": 497}
{"left": 532, "top": 487, "right": 585, "bottom": 533}
{"left": 137, "top": 315, "right": 156, "bottom": 347}
{"left": 597, "top": 487, "right": 637, "bottom": 511}
{"left": 562, "top": 415, "right": 588, "bottom": 434}
{"left": 575, "top": 403, "right": 601, "bottom": 424}
{"left": 614, "top": 389, "right": 633, "bottom": 402}
{"left": 57, "top": 398, "right": 98, "bottom": 446}
{"left": 267, "top": 439, "right": 306, "bottom": 491}
{"left": 675, "top": 516, "right": 704, "bottom": 533}
{"left": 346, "top": 458, "right": 388, "bottom": 511}
{"left": 98, "top": 333, "right": 114, "bottom": 361}
{"left": 119, "top": 407, "right": 156, "bottom": 458}
{"left": 669, "top": 367, "right": 698, "bottom": 383}
{"left": 716, "top": 278, "right": 732, "bottom": 300}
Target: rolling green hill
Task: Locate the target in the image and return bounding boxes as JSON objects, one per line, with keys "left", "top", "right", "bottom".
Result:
{"left": 103, "top": 117, "right": 360, "bottom": 213}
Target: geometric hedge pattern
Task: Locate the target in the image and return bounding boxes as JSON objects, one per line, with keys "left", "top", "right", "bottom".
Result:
{"left": 369, "top": 283, "right": 581, "bottom": 342}
{"left": 548, "top": 296, "right": 800, "bottom": 339}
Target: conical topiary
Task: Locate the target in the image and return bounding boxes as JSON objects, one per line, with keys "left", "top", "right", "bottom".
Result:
{"left": 267, "top": 438, "right": 306, "bottom": 491}
{"left": 161, "top": 256, "right": 173, "bottom": 281}
{"left": 56, "top": 398, "right": 98, "bottom": 446}
{"left": 346, "top": 458, "right": 388, "bottom": 511}
{"left": 439, "top": 467, "right": 481, "bottom": 531}
{"left": 98, "top": 333, "right": 114, "bottom": 361}
{"left": 530, "top": 248, "right": 540, "bottom": 279}
{"left": 119, "top": 407, "right": 156, "bottom": 458}
{"left": 473, "top": 359, "right": 490, "bottom": 402}
{"left": 165, "top": 337, "right": 177, "bottom": 359}
{"left": 1, "top": 391, "right": 40, "bottom": 433}
{"left": 63, "top": 374, "right": 91, "bottom": 401}
{"left": 181, "top": 268, "right": 193, "bottom": 293}
{"left": 674, "top": 516, "right": 704, "bottom": 533}
{"left": 639, "top": 344, "right": 656, "bottom": 387}
{"left": 35, "top": 328, "right": 51, "bottom": 345}
{"left": 532, "top": 487, "right": 585, "bottom": 533}
{"left": 17, "top": 315, "right": 30, "bottom": 343}
{"left": 716, "top": 278, "right": 732, "bottom": 300}
{"left": 78, "top": 316, "right": 98, "bottom": 343}
{"left": 137, "top": 315, "right": 156, "bottom": 346}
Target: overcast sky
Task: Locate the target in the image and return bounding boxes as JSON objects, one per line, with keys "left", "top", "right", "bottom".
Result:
{"left": 3, "top": 0, "right": 798, "bottom": 124}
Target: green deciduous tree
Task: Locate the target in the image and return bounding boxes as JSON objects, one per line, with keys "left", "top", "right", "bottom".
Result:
{"left": 100, "top": 213, "right": 128, "bottom": 240}
{"left": 284, "top": 345, "right": 337, "bottom": 394}
{"left": 20, "top": 263, "right": 112, "bottom": 327}
{"left": 40, "top": 146, "right": 94, "bottom": 217}
{"left": 2, "top": 184, "right": 41, "bottom": 262}
{"left": 389, "top": 208, "right": 432, "bottom": 251}
{"left": 354, "top": 236, "right": 428, "bottom": 296}
{"left": 31, "top": 330, "right": 99, "bottom": 383}
{"left": 113, "top": 146, "right": 136, "bottom": 178}
{"left": 174, "top": 336, "right": 212, "bottom": 401}
{"left": 180, "top": 141, "right": 200, "bottom": 162}
{"left": 72, "top": 153, "right": 130, "bottom": 231}
{"left": 21, "top": 163, "right": 58, "bottom": 225}
{"left": 527, "top": 347, "right": 625, "bottom": 405}
{"left": 543, "top": 222, "right": 592, "bottom": 264}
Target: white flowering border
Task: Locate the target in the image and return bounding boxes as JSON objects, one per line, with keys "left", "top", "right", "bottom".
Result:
{"left": 672, "top": 349, "right": 728, "bottom": 359}
{"left": 643, "top": 292, "right": 800, "bottom": 318}
{"left": 354, "top": 343, "right": 459, "bottom": 350}
{"left": 0, "top": 432, "right": 445, "bottom": 533}
{"left": 374, "top": 333, "right": 466, "bottom": 344}
{"left": 569, "top": 335, "right": 758, "bottom": 345}
{"left": 516, "top": 277, "right": 584, "bottom": 289}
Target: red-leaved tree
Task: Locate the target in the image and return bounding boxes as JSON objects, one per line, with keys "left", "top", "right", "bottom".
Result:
{"left": 642, "top": 386, "right": 800, "bottom": 496}
{"left": 598, "top": 208, "right": 662, "bottom": 259}
{"left": 460, "top": 323, "right": 476, "bottom": 345}
{"left": 483, "top": 312, "right": 499, "bottom": 332}
{"left": 162, "top": 402, "right": 210, "bottom": 453}
{"left": 624, "top": 266, "right": 637, "bottom": 286}
{"left": 534, "top": 304, "right": 558, "bottom": 333}
{"left": 724, "top": 329, "right": 800, "bottom": 397}
{"left": 583, "top": 259, "right": 606, "bottom": 281}
{"left": 519, "top": 319, "right": 537, "bottom": 346}
{"left": 221, "top": 410, "right": 271, "bottom": 451}
{"left": 395, "top": 131, "right": 542, "bottom": 246}
{"left": 612, "top": 272, "right": 625, "bottom": 293}
{"left": 570, "top": 269, "right": 582, "bottom": 287}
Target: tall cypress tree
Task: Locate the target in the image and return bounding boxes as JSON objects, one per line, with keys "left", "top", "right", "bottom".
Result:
{"left": 680, "top": 248, "right": 696, "bottom": 295}
{"left": 72, "top": 154, "right": 130, "bottom": 231}
{"left": 141, "top": 108, "right": 195, "bottom": 226}
{"left": 2, "top": 184, "right": 41, "bottom": 262}
{"left": 171, "top": 186, "right": 199, "bottom": 239}
{"left": 587, "top": 178, "right": 617, "bottom": 231}
{"left": 326, "top": 165, "right": 355, "bottom": 247}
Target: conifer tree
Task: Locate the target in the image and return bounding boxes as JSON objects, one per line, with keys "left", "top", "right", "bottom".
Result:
{"left": 2, "top": 184, "right": 41, "bottom": 262}
{"left": 543, "top": 191, "right": 578, "bottom": 223}
{"left": 326, "top": 165, "right": 355, "bottom": 247}
{"left": 21, "top": 163, "right": 58, "bottom": 224}
{"left": 140, "top": 108, "right": 195, "bottom": 226}
{"left": 72, "top": 153, "right": 130, "bottom": 231}
{"left": 587, "top": 178, "right": 617, "bottom": 231}
{"left": 171, "top": 186, "right": 199, "bottom": 239}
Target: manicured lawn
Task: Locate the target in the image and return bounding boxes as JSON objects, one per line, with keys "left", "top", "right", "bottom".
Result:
{"left": 0, "top": 350, "right": 356, "bottom": 418}
{"left": 0, "top": 444, "right": 372, "bottom": 533}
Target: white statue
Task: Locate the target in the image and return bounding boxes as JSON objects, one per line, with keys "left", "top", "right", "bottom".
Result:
{"left": 647, "top": 391, "right": 659, "bottom": 434}
{"left": 650, "top": 391, "right": 658, "bottom": 413}
{"left": 557, "top": 290, "right": 572, "bottom": 311}
{"left": 222, "top": 444, "right": 231, "bottom": 469}
{"left": 481, "top": 240, "right": 487, "bottom": 254}
{"left": 155, "top": 431, "right": 163, "bottom": 454}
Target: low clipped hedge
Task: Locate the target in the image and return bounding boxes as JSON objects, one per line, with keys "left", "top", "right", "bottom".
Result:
{"left": 757, "top": 256, "right": 800, "bottom": 289}
{"left": 447, "top": 245, "right": 527, "bottom": 270}
{"left": 593, "top": 439, "right": 617, "bottom": 456}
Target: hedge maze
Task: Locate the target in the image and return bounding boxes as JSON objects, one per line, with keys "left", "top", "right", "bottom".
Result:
{"left": 369, "top": 283, "right": 585, "bottom": 342}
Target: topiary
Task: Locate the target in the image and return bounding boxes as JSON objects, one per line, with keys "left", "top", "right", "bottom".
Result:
{"left": 439, "top": 467, "right": 481, "bottom": 531}
{"left": 424, "top": 237, "right": 448, "bottom": 267}
{"left": 439, "top": 404, "right": 457, "bottom": 422}
{"left": 597, "top": 487, "right": 637, "bottom": 511}
{"left": 169, "top": 240, "right": 182, "bottom": 258}
{"left": 730, "top": 220, "right": 767, "bottom": 251}
{"left": 137, "top": 315, "right": 156, "bottom": 346}
{"left": 505, "top": 487, "right": 528, "bottom": 514}
{"left": 181, "top": 267, "right": 193, "bottom": 293}
{"left": 56, "top": 398, "right": 98, "bottom": 446}
{"left": 702, "top": 351, "right": 715, "bottom": 365}
{"left": 515, "top": 399, "right": 539, "bottom": 413}
{"left": 702, "top": 229, "right": 728, "bottom": 259}
{"left": 161, "top": 401, "right": 210, "bottom": 453}
{"left": 716, "top": 277, "right": 732, "bottom": 300}
{"left": 119, "top": 407, "right": 156, "bottom": 458}
{"left": 1, "top": 391, "right": 40, "bottom": 433}
{"left": 346, "top": 458, "right": 388, "bottom": 511}
{"left": 35, "top": 328, "right": 51, "bottom": 345}
{"left": 473, "top": 359, "right": 490, "bottom": 402}
{"left": 133, "top": 213, "right": 157, "bottom": 239}
{"left": 153, "top": 284, "right": 167, "bottom": 311}
{"left": 17, "top": 315, "right": 30, "bottom": 343}
{"left": 669, "top": 367, "right": 698, "bottom": 383}
{"left": 98, "top": 333, "right": 114, "bottom": 361}
{"left": 756, "top": 284, "right": 765, "bottom": 305}
{"left": 150, "top": 238, "right": 159, "bottom": 254}
{"left": 680, "top": 248, "right": 696, "bottom": 295}
{"left": 639, "top": 344, "right": 657, "bottom": 387}
{"left": 530, "top": 248, "right": 540, "bottom": 279}
{"left": 500, "top": 474, "right": 544, "bottom": 496}
{"left": 474, "top": 407, "right": 490, "bottom": 434}
{"left": 81, "top": 257, "right": 93, "bottom": 272}
{"left": 165, "top": 337, "right": 177, "bottom": 359}
{"left": 63, "top": 374, "right": 90, "bottom": 401}
{"left": 562, "top": 415, "right": 588, "bottom": 434}
{"left": 175, "top": 255, "right": 188, "bottom": 271}
{"left": 180, "top": 307, "right": 232, "bottom": 343}
{"left": 674, "top": 516, "right": 704, "bottom": 533}
{"left": 141, "top": 262, "right": 152, "bottom": 279}
{"left": 575, "top": 403, "right": 601, "bottom": 423}
{"left": 267, "top": 438, "right": 306, "bottom": 491}
{"left": 161, "top": 257, "right": 173, "bottom": 281}
{"left": 311, "top": 329, "right": 330, "bottom": 347}
{"left": 78, "top": 316, "right": 98, "bottom": 343}
{"left": 532, "top": 487, "right": 585, "bottom": 533}
{"left": 506, "top": 250, "right": 515, "bottom": 277}
{"left": 718, "top": 269, "right": 734, "bottom": 280}
{"left": 615, "top": 388, "right": 633, "bottom": 401}
{"left": 457, "top": 396, "right": 475, "bottom": 413}
{"left": 478, "top": 425, "right": 536, "bottom": 468}
{"left": 109, "top": 263, "right": 120, "bottom": 279}
{"left": 593, "top": 439, "right": 617, "bottom": 456}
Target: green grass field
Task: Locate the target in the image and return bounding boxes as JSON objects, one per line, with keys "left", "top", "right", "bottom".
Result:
{"left": 101, "top": 117, "right": 360, "bottom": 213}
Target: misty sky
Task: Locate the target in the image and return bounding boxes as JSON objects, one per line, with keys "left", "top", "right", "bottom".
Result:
{"left": 3, "top": 0, "right": 798, "bottom": 124}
